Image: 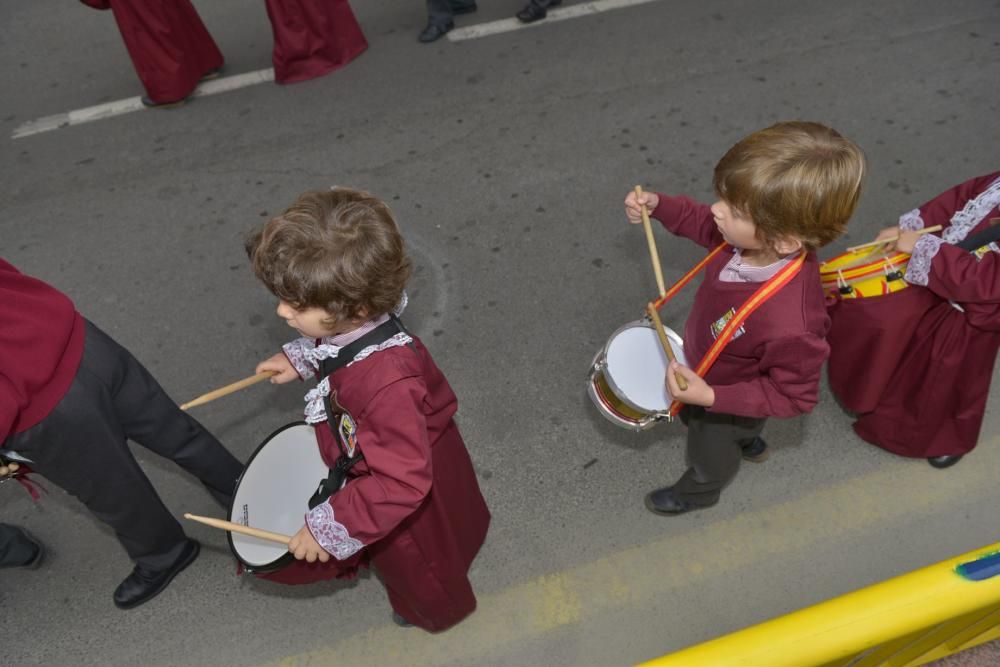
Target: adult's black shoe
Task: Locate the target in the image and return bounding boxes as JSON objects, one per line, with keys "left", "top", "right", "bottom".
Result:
{"left": 418, "top": 21, "right": 454, "bottom": 43}
{"left": 644, "top": 487, "right": 715, "bottom": 516}
{"left": 113, "top": 539, "right": 200, "bottom": 610}
{"left": 928, "top": 455, "right": 963, "bottom": 469}
{"left": 515, "top": 0, "right": 562, "bottom": 23}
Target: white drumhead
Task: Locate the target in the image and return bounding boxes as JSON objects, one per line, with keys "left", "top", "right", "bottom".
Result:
{"left": 230, "top": 423, "right": 327, "bottom": 567}
{"left": 605, "top": 322, "right": 687, "bottom": 412}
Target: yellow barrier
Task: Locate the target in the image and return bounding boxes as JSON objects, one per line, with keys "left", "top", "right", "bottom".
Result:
{"left": 638, "top": 542, "right": 1000, "bottom": 667}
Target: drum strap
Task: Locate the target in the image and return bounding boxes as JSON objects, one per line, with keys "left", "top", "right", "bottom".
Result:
{"left": 308, "top": 316, "right": 412, "bottom": 510}
{"left": 652, "top": 242, "right": 729, "bottom": 310}
{"left": 668, "top": 251, "right": 807, "bottom": 417}
{"left": 956, "top": 220, "right": 1000, "bottom": 251}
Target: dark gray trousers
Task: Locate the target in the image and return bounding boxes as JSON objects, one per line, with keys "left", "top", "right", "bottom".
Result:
{"left": 0, "top": 524, "right": 37, "bottom": 567}
{"left": 426, "top": 0, "right": 477, "bottom": 25}
{"left": 670, "top": 406, "right": 766, "bottom": 507}
{"left": 5, "top": 320, "right": 243, "bottom": 569}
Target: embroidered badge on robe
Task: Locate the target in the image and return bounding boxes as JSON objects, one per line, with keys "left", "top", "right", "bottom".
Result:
{"left": 339, "top": 413, "right": 359, "bottom": 458}
{"left": 328, "top": 389, "right": 359, "bottom": 458}
{"left": 710, "top": 307, "right": 746, "bottom": 341}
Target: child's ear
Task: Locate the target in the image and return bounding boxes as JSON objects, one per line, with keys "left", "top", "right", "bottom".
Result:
{"left": 773, "top": 236, "right": 804, "bottom": 255}
{"left": 354, "top": 307, "right": 370, "bottom": 322}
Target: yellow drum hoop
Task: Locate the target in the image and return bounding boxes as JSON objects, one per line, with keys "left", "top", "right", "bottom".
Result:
{"left": 592, "top": 369, "right": 650, "bottom": 424}
{"left": 820, "top": 249, "right": 910, "bottom": 282}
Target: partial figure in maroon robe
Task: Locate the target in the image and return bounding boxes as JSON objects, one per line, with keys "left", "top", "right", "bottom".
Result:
{"left": 264, "top": 0, "right": 368, "bottom": 84}
{"left": 79, "top": 0, "right": 223, "bottom": 106}
{"left": 840, "top": 172, "right": 1000, "bottom": 468}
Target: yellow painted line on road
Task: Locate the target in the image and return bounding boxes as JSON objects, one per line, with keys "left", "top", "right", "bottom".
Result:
{"left": 265, "top": 435, "right": 1000, "bottom": 667}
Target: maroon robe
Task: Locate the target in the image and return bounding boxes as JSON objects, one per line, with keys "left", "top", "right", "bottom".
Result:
{"left": 845, "top": 172, "right": 1000, "bottom": 458}
{"left": 265, "top": 0, "right": 368, "bottom": 84}
{"left": 260, "top": 336, "right": 490, "bottom": 633}
{"left": 80, "top": 0, "right": 223, "bottom": 104}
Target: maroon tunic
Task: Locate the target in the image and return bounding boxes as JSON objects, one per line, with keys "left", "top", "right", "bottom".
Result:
{"left": 80, "top": 0, "right": 223, "bottom": 104}
{"left": 651, "top": 195, "right": 831, "bottom": 418}
{"left": 0, "top": 259, "right": 85, "bottom": 441}
{"left": 260, "top": 337, "right": 490, "bottom": 633}
{"left": 265, "top": 0, "right": 368, "bottom": 84}
{"left": 850, "top": 172, "right": 1000, "bottom": 458}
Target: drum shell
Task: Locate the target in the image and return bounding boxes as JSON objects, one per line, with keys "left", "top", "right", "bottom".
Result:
{"left": 820, "top": 248, "right": 910, "bottom": 299}
{"left": 587, "top": 319, "right": 684, "bottom": 430}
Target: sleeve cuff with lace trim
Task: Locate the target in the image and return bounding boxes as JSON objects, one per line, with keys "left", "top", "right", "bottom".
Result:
{"left": 305, "top": 503, "right": 364, "bottom": 560}
{"left": 898, "top": 208, "right": 925, "bottom": 231}
{"left": 904, "top": 234, "right": 944, "bottom": 287}
{"left": 282, "top": 339, "right": 317, "bottom": 380}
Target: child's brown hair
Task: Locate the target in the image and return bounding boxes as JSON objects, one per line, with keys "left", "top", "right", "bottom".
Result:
{"left": 246, "top": 188, "right": 411, "bottom": 324}
{"left": 713, "top": 121, "right": 866, "bottom": 251}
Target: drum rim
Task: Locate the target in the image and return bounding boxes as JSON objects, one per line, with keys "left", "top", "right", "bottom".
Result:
{"left": 601, "top": 319, "right": 679, "bottom": 415}
{"left": 228, "top": 420, "right": 312, "bottom": 573}
{"left": 819, "top": 250, "right": 910, "bottom": 280}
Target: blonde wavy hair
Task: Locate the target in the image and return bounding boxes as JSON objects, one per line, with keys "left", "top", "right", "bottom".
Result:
{"left": 713, "top": 121, "right": 866, "bottom": 251}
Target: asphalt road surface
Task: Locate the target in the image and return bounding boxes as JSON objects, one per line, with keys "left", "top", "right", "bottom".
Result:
{"left": 2, "top": 1, "right": 998, "bottom": 665}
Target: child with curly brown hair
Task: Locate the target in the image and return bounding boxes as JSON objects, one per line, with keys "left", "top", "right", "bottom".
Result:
{"left": 246, "top": 187, "right": 490, "bottom": 632}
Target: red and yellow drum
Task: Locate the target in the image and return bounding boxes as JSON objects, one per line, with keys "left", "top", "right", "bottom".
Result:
{"left": 820, "top": 247, "right": 911, "bottom": 298}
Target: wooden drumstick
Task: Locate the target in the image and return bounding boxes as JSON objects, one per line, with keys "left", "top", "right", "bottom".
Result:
{"left": 646, "top": 303, "right": 688, "bottom": 391}
{"left": 847, "top": 224, "right": 943, "bottom": 252}
{"left": 635, "top": 185, "right": 667, "bottom": 297}
{"left": 180, "top": 371, "right": 278, "bottom": 411}
{"left": 183, "top": 513, "right": 291, "bottom": 545}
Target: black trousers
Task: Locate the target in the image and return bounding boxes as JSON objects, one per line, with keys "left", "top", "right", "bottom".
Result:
{"left": 0, "top": 523, "right": 37, "bottom": 567}
{"left": 670, "top": 406, "right": 766, "bottom": 507}
{"left": 426, "top": 0, "right": 477, "bottom": 25}
{"left": 5, "top": 320, "right": 243, "bottom": 569}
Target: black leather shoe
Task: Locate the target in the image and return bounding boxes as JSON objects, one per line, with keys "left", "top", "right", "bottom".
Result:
{"left": 741, "top": 436, "right": 769, "bottom": 463}
{"left": 515, "top": 0, "right": 561, "bottom": 23}
{"left": 644, "top": 487, "right": 715, "bottom": 516}
{"left": 928, "top": 455, "right": 963, "bottom": 469}
{"left": 418, "top": 21, "right": 453, "bottom": 43}
{"left": 6, "top": 527, "right": 44, "bottom": 569}
{"left": 113, "top": 539, "right": 200, "bottom": 610}
{"left": 22, "top": 534, "right": 44, "bottom": 570}
{"left": 451, "top": 1, "right": 478, "bottom": 15}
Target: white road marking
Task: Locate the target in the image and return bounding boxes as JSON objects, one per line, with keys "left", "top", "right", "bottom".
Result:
{"left": 12, "top": 68, "right": 275, "bottom": 140}
{"left": 448, "top": 0, "right": 662, "bottom": 41}
{"left": 13, "top": 0, "right": 660, "bottom": 139}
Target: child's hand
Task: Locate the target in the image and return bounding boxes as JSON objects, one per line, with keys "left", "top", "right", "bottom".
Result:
{"left": 255, "top": 352, "right": 299, "bottom": 384}
{"left": 893, "top": 229, "right": 922, "bottom": 253}
{"left": 871, "top": 225, "right": 920, "bottom": 254}
{"left": 666, "top": 362, "right": 715, "bottom": 407}
{"left": 871, "top": 225, "right": 902, "bottom": 253}
{"left": 289, "top": 524, "right": 331, "bottom": 563}
{"left": 624, "top": 190, "right": 659, "bottom": 224}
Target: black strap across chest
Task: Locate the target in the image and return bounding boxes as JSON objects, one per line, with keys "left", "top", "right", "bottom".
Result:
{"left": 956, "top": 220, "right": 1000, "bottom": 251}
{"left": 307, "top": 316, "right": 410, "bottom": 509}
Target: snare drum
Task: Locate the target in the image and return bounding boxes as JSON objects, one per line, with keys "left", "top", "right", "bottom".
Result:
{"left": 588, "top": 320, "right": 687, "bottom": 431}
{"left": 229, "top": 422, "right": 327, "bottom": 573}
{"left": 820, "top": 247, "right": 911, "bottom": 298}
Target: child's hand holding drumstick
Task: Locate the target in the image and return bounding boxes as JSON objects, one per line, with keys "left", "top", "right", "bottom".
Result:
{"left": 849, "top": 224, "right": 943, "bottom": 254}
